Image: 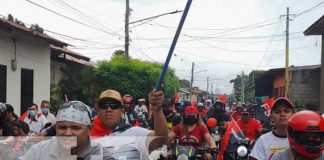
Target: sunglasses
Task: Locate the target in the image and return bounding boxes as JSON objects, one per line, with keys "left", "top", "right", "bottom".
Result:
{"left": 60, "top": 101, "right": 92, "bottom": 120}
{"left": 99, "top": 102, "right": 122, "bottom": 110}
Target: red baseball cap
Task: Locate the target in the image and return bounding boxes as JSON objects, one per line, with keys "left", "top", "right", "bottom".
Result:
{"left": 271, "top": 97, "right": 294, "bottom": 111}
{"left": 185, "top": 106, "right": 198, "bottom": 114}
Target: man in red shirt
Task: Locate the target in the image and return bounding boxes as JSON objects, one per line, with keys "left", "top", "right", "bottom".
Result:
{"left": 236, "top": 111, "right": 263, "bottom": 141}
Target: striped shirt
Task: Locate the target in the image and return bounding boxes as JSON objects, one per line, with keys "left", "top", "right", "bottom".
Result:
{"left": 94, "top": 127, "right": 151, "bottom": 160}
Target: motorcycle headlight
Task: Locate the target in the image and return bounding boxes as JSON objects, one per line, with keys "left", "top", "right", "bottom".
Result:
{"left": 237, "top": 145, "right": 248, "bottom": 157}
{"left": 178, "top": 154, "right": 189, "bottom": 160}
{"left": 213, "top": 134, "right": 221, "bottom": 141}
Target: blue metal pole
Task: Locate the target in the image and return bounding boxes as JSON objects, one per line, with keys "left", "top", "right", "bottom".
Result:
{"left": 156, "top": 0, "right": 193, "bottom": 91}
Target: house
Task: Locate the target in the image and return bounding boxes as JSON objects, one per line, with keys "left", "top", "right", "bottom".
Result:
{"left": 50, "top": 45, "right": 96, "bottom": 85}
{"left": 178, "top": 88, "right": 189, "bottom": 101}
{"left": 255, "top": 65, "right": 321, "bottom": 107}
{"left": 304, "top": 15, "right": 324, "bottom": 112}
{"left": 0, "top": 16, "right": 93, "bottom": 114}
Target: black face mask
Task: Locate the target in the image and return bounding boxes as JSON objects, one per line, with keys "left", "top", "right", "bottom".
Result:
{"left": 183, "top": 116, "right": 198, "bottom": 125}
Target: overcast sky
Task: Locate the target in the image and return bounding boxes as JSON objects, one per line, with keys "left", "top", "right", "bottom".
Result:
{"left": 1, "top": 0, "right": 323, "bottom": 94}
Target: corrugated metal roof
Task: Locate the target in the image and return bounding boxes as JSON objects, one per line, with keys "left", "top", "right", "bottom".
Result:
{"left": 0, "top": 17, "right": 68, "bottom": 47}
{"left": 304, "top": 15, "right": 324, "bottom": 35}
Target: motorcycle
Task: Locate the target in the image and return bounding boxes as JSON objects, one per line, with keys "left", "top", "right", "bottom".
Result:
{"left": 168, "top": 136, "right": 215, "bottom": 160}
{"left": 224, "top": 136, "right": 251, "bottom": 160}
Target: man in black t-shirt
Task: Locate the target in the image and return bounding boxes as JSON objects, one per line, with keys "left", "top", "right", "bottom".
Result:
{"left": 162, "top": 99, "right": 180, "bottom": 130}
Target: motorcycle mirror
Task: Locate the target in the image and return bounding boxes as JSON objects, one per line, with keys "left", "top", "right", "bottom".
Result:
{"left": 40, "top": 122, "right": 52, "bottom": 133}
{"left": 207, "top": 118, "right": 218, "bottom": 128}
{"left": 44, "top": 122, "right": 52, "bottom": 128}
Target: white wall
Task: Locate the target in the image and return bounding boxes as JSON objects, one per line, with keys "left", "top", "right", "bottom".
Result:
{"left": 0, "top": 31, "right": 51, "bottom": 115}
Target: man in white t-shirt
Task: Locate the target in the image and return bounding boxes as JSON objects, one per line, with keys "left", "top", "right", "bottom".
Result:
{"left": 271, "top": 110, "right": 324, "bottom": 160}
{"left": 93, "top": 89, "right": 168, "bottom": 160}
{"left": 40, "top": 100, "right": 56, "bottom": 124}
{"left": 134, "top": 98, "right": 148, "bottom": 118}
{"left": 249, "top": 97, "right": 294, "bottom": 160}
{"left": 21, "top": 103, "right": 49, "bottom": 134}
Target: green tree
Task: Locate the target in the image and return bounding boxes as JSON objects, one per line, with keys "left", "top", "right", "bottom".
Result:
{"left": 230, "top": 71, "right": 266, "bottom": 102}
{"left": 113, "top": 50, "right": 125, "bottom": 57}
{"left": 52, "top": 63, "right": 97, "bottom": 107}
{"left": 93, "top": 55, "right": 179, "bottom": 99}
{"left": 8, "top": 14, "right": 13, "bottom": 21}
{"left": 179, "top": 79, "right": 190, "bottom": 88}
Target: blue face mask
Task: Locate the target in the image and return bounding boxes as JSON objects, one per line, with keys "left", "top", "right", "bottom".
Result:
{"left": 29, "top": 111, "right": 36, "bottom": 117}
{"left": 42, "top": 108, "right": 49, "bottom": 115}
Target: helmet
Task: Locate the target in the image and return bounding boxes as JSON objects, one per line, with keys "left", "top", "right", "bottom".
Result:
{"left": 213, "top": 100, "right": 225, "bottom": 109}
{"left": 207, "top": 118, "right": 218, "bottom": 128}
{"left": 123, "top": 94, "right": 133, "bottom": 104}
{"left": 197, "top": 103, "right": 204, "bottom": 107}
{"left": 235, "top": 102, "right": 243, "bottom": 109}
{"left": 288, "top": 110, "right": 324, "bottom": 159}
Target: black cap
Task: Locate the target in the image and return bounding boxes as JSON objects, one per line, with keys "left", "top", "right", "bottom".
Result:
{"left": 177, "top": 100, "right": 191, "bottom": 111}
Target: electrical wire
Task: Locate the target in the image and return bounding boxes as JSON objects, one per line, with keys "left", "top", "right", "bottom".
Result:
{"left": 295, "top": 1, "right": 324, "bottom": 18}
{"left": 25, "top": 0, "right": 120, "bottom": 36}
{"left": 53, "top": 0, "right": 123, "bottom": 38}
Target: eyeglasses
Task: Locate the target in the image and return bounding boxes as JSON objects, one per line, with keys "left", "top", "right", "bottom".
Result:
{"left": 59, "top": 101, "right": 92, "bottom": 120}
{"left": 99, "top": 102, "right": 122, "bottom": 110}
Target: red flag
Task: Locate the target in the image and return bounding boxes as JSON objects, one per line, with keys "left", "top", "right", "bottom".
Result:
{"left": 218, "top": 94, "right": 227, "bottom": 104}
{"left": 173, "top": 90, "right": 180, "bottom": 111}
{"left": 217, "top": 118, "right": 244, "bottom": 160}
{"left": 261, "top": 98, "right": 275, "bottom": 117}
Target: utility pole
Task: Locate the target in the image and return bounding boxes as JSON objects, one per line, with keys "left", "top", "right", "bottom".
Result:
{"left": 206, "top": 77, "right": 209, "bottom": 99}
{"left": 125, "top": 0, "right": 130, "bottom": 58}
{"left": 285, "top": 7, "right": 290, "bottom": 98}
{"left": 189, "top": 62, "right": 194, "bottom": 101}
{"left": 211, "top": 84, "right": 213, "bottom": 95}
{"left": 241, "top": 71, "right": 245, "bottom": 102}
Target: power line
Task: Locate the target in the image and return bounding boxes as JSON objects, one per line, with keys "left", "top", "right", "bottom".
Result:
{"left": 150, "top": 17, "right": 280, "bottom": 36}
{"left": 295, "top": 1, "right": 324, "bottom": 18}
{"left": 131, "top": 31, "right": 302, "bottom": 41}
{"left": 131, "top": 33, "right": 283, "bottom": 68}
{"left": 255, "top": 23, "right": 280, "bottom": 70}
{"left": 25, "top": 0, "right": 119, "bottom": 36}
{"left": 53, "top": 0, "right": 123, "bottom": 37}
{"left": 130, "top": 10, "right": 182, "bottom": 24}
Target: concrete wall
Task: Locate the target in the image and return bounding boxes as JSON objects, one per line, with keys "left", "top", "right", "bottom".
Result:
{"left": 0, "top": 31, "right": 51, "bottom": 115}
{"left": 321, "top": 36, "right": 324, "bottom": 112}
{"left": 290, "top": 69, "right": 320, "bottom": 106}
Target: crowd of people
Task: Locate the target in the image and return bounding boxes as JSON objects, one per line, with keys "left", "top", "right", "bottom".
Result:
{"left": 0, "top": 89, "right": 323, "bottom": 160}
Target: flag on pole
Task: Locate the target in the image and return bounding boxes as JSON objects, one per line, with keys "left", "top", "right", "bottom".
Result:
{"left": 217, "top": 118, "right": 244, "bottom": 160}
{"left": 218, "top": 94, "right": 227, "bottom": 104}
{"left": 261, "top": 97, "right": 275, "bottom": 116}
